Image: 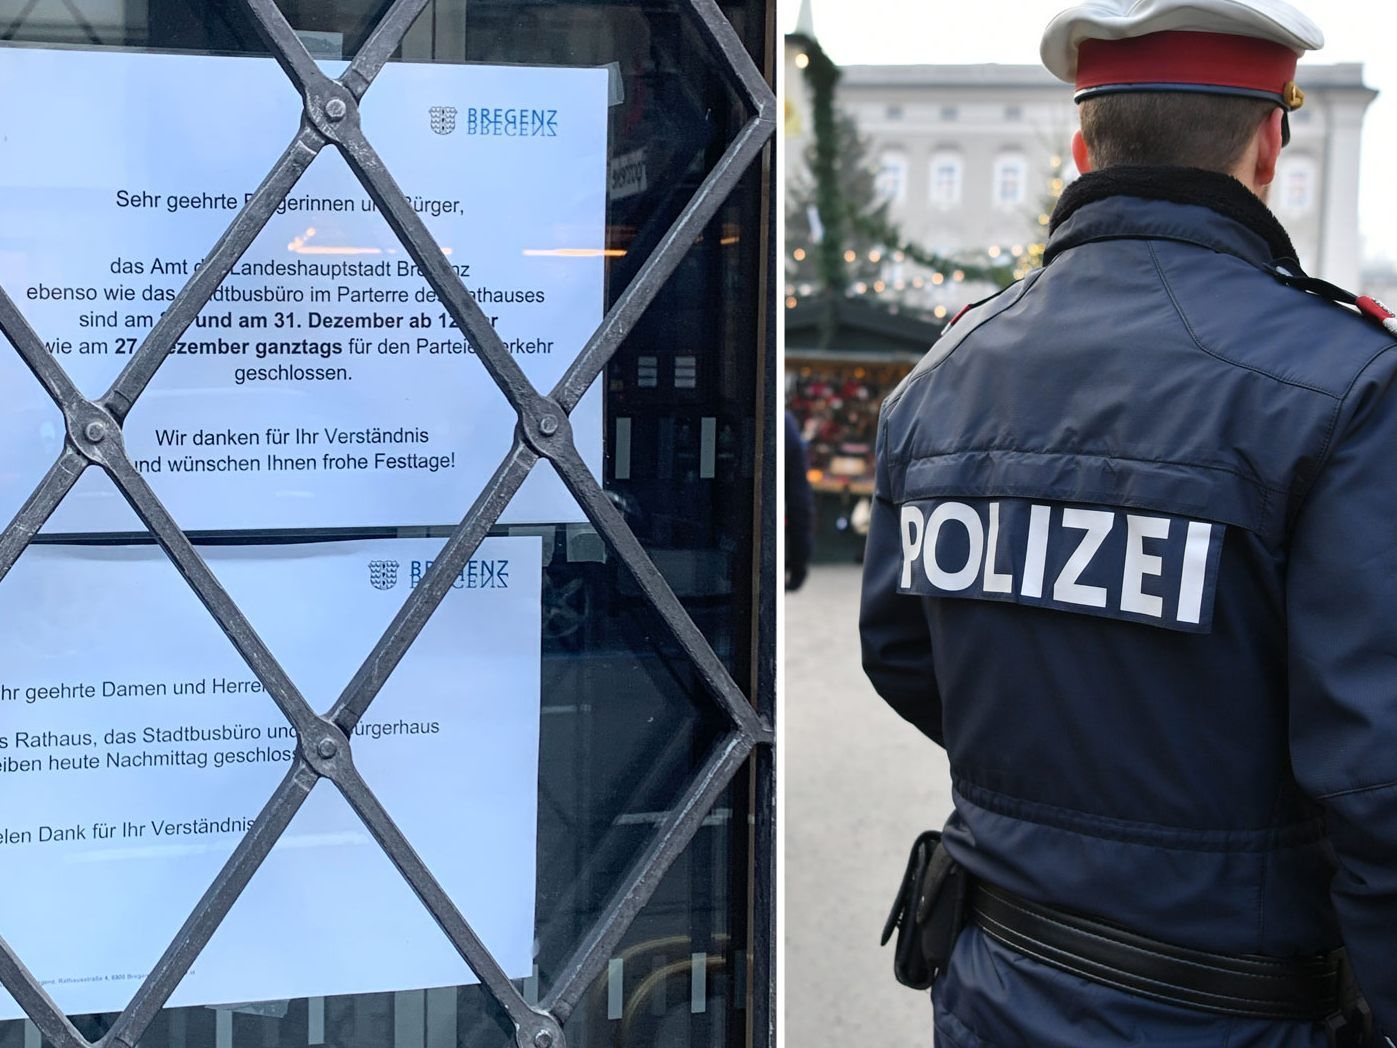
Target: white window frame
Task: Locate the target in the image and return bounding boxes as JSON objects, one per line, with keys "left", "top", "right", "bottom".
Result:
{"left": 929, "top": 150, "right": 963, "bottom": 208}
{"left": 876, "top": 150, "right": 908, "bottom": 204}
{"left": 993, "top": 152, "right": 1028, "bottom": 209}
{"left": 1277, "top": 155, "right": 1317, "bottom": 215}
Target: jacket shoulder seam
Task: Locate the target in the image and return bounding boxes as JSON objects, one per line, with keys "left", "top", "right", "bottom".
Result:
{"left": 882, "top": 272, "right": 1042, "bottom": 417}
{"left": 1317, "top": 777, "right": 1397, "bottom": 801}
{"left": 1287, "top": 340, "right": 1397, "bottom": 531}
{"left": 1147, "top": 242, "right": 1343, "bottom": 400}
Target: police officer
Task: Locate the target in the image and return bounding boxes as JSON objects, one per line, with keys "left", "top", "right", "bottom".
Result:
{"left": 860, "top": 1, "right": 1397, "bottom": 1044}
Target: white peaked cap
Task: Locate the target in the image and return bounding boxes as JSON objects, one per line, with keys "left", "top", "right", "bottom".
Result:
{"left": 1041, "top": 0, "right": 1324, "bottom": 84}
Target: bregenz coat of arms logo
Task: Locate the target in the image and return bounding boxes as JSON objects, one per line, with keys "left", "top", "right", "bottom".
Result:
{"left": 368, "top": 560, "right": 400, "bottom": 590}
{"left": 429, "top": 106, "right": 457, "bottom": 135}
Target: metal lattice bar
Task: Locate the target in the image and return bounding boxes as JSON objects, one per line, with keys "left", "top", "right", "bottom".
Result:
{"left": 99, "top": 767, "right": 319, "bottom": 1048}
{"left": 551, "top": 114, "right": 773, "bottom": 416}
{"left": 341, "top": 0, "right": 432, "bottom": 97}
{"left": 0, "top": 450, "right": 85, "bottom": 583}
{"left": 0, "top": 0, "right": 776, "bottom": 1041}
{"left": 542, "top": 734, "right": 755, "bottom": 1022}
{"left": 100, "top": 453, "right": 327, "bottom": 741}
{"left": 0, "top": 941, "right": 86, "bottom": 1048}
{"left": 328, "top": 440, "right": 538, "bottom": 731}
{"left": 551, "top": 0, "right": 777, "bottom": 417}
{"left": 101, "top": 128, "right": 324, "bottom": 421}
{"left": 335, "top": 127, "right": 544, "bottom": 411}
{"left": 687, "top": 0, "right": 774, "bottom": 115}
{"left": 548, "top": 444, "right": 771, "bottom": 743}
{"left": 331, "top": 764, "right": 543, "bottom": 1033}
{"left": 0, "top": 285, "right": 83, "bottom": 407}
{"left": 242, "top": 0, "right": 334, "bottom": 97}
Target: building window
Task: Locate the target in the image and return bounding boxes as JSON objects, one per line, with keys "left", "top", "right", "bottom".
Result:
{"left": 1278, "top": 155, "right": 1317, "bottom": 214}
{"left": 876, "top": 150, "right": 908, "bottom": 203}
{"left": 940, "top": 105, "right": 959, "bottom": 121}
{"left": 993, "top": 153, "right": 1028, "bottom": 208}
{"left": 1005, "top": 105, "right": 1023, "bottom": 121}
{"left": 929, "top": 151, "right": 963, "bottom": 207}
{"left": 886, "top": 104, "right": 903, "bottom": 120}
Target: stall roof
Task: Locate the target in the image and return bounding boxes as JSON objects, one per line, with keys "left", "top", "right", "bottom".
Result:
{"left": 786, "top": 295, "right": 943, "bottom": 362}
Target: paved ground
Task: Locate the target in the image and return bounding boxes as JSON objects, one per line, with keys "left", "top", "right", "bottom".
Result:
{"left": 785, "top": 565, "right": 953, "bottom": 1048}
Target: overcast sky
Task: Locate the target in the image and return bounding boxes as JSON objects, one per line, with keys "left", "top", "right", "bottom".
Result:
{"left": 785, "top": 0, "right": 1397, "bottom": 267}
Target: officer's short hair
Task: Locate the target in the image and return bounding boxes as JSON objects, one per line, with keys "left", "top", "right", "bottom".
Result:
{"left": 1079, "top": 93, "right": 1277, "bottom": 173}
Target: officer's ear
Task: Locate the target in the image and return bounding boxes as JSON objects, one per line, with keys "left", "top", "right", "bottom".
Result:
{"left": 1071, "top": 130, "right": 1093, "bottom": 175}
{"left": 1252, "top": 108, "right": 1284, "bottom": 188}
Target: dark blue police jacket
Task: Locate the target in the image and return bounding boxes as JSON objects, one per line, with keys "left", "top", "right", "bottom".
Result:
{"left": 861, "top": 167, "right": 1397, "bottom": 1047}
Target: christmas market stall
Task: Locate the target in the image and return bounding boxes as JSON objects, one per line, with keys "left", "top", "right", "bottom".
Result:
{"left": 786, "top": 294, "right": 943, "bottom": 562}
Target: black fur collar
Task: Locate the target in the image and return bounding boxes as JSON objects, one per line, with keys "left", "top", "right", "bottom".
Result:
{"left": 1050, "top": 166, "right": 1299, "bottom": 266}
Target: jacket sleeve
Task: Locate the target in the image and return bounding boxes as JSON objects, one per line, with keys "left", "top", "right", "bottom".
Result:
{"left": 1287, "top": 348, "right": 1397, "bottom": 1035}
{"left": 859, "top": 410, "right": 944, "bottom": 745}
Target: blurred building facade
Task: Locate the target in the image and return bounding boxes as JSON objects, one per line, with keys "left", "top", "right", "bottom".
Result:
{"left": 836, "top": 62, "right": 1376, "bottom": 308}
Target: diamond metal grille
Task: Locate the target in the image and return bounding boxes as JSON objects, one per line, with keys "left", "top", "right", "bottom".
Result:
{"left": 0, "top": 0, "right": 777, "bottom": 1044}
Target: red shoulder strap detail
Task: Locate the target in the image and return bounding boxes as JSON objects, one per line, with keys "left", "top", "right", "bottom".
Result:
{"left": 1357, "top": 296, "right": 1397, "bottom": 337}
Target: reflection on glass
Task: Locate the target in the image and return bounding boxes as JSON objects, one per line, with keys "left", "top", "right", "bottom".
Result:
{"left": 0, "top": 0, "right": 767, "bottom": 1042}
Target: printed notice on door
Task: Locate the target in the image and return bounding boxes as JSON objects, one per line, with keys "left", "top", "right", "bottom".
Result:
{"left": 0, "top": 536, "right": 541, "bottom": 1018}
{"left": 0, "top": 48, "right": 607, "bottom": 531}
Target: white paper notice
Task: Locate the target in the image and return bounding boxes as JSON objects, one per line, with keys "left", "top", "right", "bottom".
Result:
{"left": 0, "top": 536, "right": 541, "bottom": 1018}
{"left": 0, "top": 48, "right": 606, "bottom": 531}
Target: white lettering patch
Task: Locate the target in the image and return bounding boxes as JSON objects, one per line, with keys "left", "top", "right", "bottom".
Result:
{"left": 896, "top": 497, "right": 1226, "bottom": 633}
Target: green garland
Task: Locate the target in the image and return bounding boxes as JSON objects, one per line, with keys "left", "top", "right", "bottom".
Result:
{"left": 796, "top": 36, "right": 1018, "bottom": 317}
{"left": 798, "top": 37, "right": 844, "bottom": 343}
{"left": 847, "top": 212, "right": 1018, "bottom": 289}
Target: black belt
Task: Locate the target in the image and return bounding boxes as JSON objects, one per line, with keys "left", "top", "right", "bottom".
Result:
{"left": 969, "top": 881, "right": 1345, "bottom": 1022}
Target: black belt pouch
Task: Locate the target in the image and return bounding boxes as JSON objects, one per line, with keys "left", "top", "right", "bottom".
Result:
{"left": 880, "top": 829, "right": 969, "bottom": 990}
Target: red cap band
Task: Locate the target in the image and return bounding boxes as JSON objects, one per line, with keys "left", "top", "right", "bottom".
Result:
{"left": 1076, "top": 31, "right": 1298, "bottom": 98}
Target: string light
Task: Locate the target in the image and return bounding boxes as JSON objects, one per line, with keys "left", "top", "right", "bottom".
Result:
{"left": 868, "top": 249, "right": 882, "bottom": 263}
{"left": 844, "top": 249, "right": 857, "bottom": 263}
{"left": 934, "top": 305, "right": 948, "bottom": 319}
{"left": 786, "top": 296, "right": 798, "bottom": 308}
{"left": 793, "top": 247, "right": 806, "bottom": 261}
{"left": 795, "top": 53, "right": 810, "bottom": 69}
{"left": 873, "top": 280, "right": 886, "bottom": 293}
{"left": 988, "top": 245, "right": 1002, "bottom": 258}
{"left": 932, "top": 273, "right": 945, "bottom": 285}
